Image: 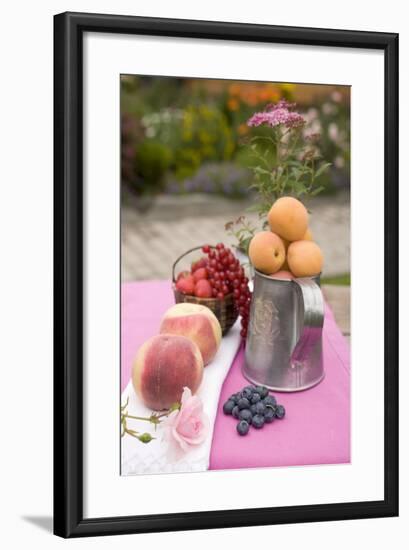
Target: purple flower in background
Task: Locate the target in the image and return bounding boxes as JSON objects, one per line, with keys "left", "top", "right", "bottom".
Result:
{"left": 184, "top": 179, "right": 196, "bottom": 192}
{"left": 247, "top": 99, "right": 305, "bottom": 129}
{"left": 165, "top": 180, "right": 181, "bottom": 194}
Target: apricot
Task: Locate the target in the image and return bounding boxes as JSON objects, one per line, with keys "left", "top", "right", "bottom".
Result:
{"left": 302, "top": 227, "right": 313, "bottom": 241}
{"left": 268, "top": 197, "right": 308, "bottom": 241}
{"left": 287, "top": 240, "right": 324, "bottom": 277}
{"left": 270, "top": 270, "right": 295, "bottom": 280}
{"left": 248, "top": 231, "right": 286, "bottom": 275}
{"left": 132, "top": 334, "right": 203, "bottom": 410}
{"left": 160, "top": 303, "right": 222, "bottom": 365}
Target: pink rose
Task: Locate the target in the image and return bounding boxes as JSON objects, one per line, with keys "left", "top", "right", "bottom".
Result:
{"left": 162, "top": 387, "right": 209, "bottom": 459}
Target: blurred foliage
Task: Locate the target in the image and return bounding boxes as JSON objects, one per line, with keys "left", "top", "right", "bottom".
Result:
{"left": 165, "top": 162, "right": 252, "bottom": 198}
{"left": 321, "top": 273, "right": 351, "bottom": 286}
{"left": 136, "top": 140, "right": 173, "bottom": 189}
{"left": 121, "top": 76, "right": 350, "bottom": 206}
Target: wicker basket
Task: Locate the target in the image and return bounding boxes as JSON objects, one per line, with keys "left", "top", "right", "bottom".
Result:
{"left": 172, "top": 246, "right": 239, "bottom": 335}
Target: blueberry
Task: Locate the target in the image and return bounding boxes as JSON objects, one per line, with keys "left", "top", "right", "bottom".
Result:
{"left": 255, "top": 401, "right": 266, "bottom": 415}
{"left": 237, "top": 420, "right": 250, "bottom": 436}
{"left": 266, "top": 404, "right": 277, "bottom": 417}
{"left": 239, "top": 409, "right": 253, "bottom": 423}
{"left": 241, "top": 388, "right": 253, "bottom": 400}
{"left": 232, "top": 405, "right": 240, "bottom": 419}
{"left": 223, "top": 400, "right": 235, "bottom": 415}
{"left": 264, "top": 407, "right": 275, "bottom": 423}
{"left": 252, "top": 414, "right": 265, "bottom": 429}
{"left": 263, "top": 395, "right": 277, "bottom": 407}
{"left": 229, "top": 393, "right": 239, "bottom": 404}
{"left": 275, "top": 404, "right": 286, "bottom": 419}
{"left": 254, "top": 385, "right": 269, "bottom": 398}
{"left": 250, "top": 403, "right": 257, "bottom": 415}
{"left": 251, "top": 393, "right": 261, "bottom": 404}
{"left": 238, "top": 397, "right": 251, "bottom": 410}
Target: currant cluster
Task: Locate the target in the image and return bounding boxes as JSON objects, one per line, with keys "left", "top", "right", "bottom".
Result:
{"left": 202, "top": 243, "right": 251, "bottom": 339}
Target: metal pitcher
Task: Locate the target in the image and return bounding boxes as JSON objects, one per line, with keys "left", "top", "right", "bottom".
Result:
{"left": 243, "top": 270, "right": 324, "bottom": 392}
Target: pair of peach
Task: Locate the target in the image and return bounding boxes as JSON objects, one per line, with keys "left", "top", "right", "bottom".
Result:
{"left": 132, "top": 303, "right": 222, "bottom": 410}
{"left": 249, "top": 197, "right": 324, "bottom": 278}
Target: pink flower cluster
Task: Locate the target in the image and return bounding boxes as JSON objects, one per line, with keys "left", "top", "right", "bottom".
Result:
{"left": 247, "top": 99, "right": 305, "bottom": 129}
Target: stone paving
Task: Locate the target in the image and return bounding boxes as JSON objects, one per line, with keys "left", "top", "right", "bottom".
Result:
{"left": 121, "top": 190, "right": 350, "bottom": 280}
{"left": 121, "top": 190, "right": 350, "bottom": 336}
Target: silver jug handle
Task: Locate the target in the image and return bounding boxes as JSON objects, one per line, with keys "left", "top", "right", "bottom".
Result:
{"left": 290, "top": 277, "right": 324, "bottom": 365}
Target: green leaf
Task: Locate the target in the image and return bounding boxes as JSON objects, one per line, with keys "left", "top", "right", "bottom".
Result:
{"left": 253, "top": 166, "right": 270, "bottom": 176}
{"left": 310, "top": 186, "right": 325, "bottom": 196}
{"left": 314, "top": 162, "right": 331, "bottom": 179}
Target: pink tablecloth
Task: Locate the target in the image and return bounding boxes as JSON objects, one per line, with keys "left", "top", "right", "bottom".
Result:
{"left": 121, "top": 280, "right": 350, "bottom": 469}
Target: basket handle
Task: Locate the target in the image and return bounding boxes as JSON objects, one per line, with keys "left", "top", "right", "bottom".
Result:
{"left": 172, "top": 245, "right": 215, "bottom": 282}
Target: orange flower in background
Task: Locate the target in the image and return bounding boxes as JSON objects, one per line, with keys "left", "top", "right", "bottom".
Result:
{"left": 227, "top": 82, "right": 283, "bottom": 108}
{"left": 228, "top": 83, "right": 241, "bottom": 96}
{"left": 237, "top": 123, "right": 249, "bottom": 136}
{"left": 227, "top": 97, "right": 240, "bottom": 111}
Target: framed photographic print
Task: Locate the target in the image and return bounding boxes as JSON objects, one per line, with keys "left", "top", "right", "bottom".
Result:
{"left": 54, "top": 11, "right": 399, "bottom": 538}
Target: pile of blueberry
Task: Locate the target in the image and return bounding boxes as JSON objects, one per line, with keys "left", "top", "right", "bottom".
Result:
{"left": 223, "top": 384, "right": 286, "bottom": 436}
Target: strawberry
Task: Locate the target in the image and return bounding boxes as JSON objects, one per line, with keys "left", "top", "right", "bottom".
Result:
{"left": 194, "top": 279, "right": 212, "bottom": 298}
{"left": 176, "top": 270, "right": 190, "bottom": 282}
{"left": 193, "top": 267, "right": 208, "bottom": 283}
{"left": 191, "top": 257, "right": 207, "bottom": 273}
{"left": 175, "top": 275, "right": 195, "bottom": 295}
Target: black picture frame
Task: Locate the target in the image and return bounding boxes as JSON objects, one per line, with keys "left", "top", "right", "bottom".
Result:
{"left": 54, "top": 11, "right": 399, "bottom": 538}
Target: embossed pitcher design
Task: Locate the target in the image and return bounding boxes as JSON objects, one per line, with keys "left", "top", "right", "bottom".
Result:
{"left": 243, "top": 270, "right": 324, "bottom": 392}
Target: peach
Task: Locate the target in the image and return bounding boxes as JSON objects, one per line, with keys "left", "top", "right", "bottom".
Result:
{"left": 287, "top": 240, "right": 324, "bottom": 277}
{"left": 248, "top": 231, "right": 286, "bottom": 275}
{"left": 132, "top": 334, "right": 203, "bottom": 410}
{"left": 268, "top": 196, "right": 308, "bottom": 241}
{"left": 160, "top": 303, "right": 222, "bottom": 365}
{"left": 270, "top": 270, "right": 295, "bottom": 280}
{"left": 194, "top": 279, "right": 212, "bottom": 298}
{"left": 175, "top": 274, "right": 195, "bottom": 295}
